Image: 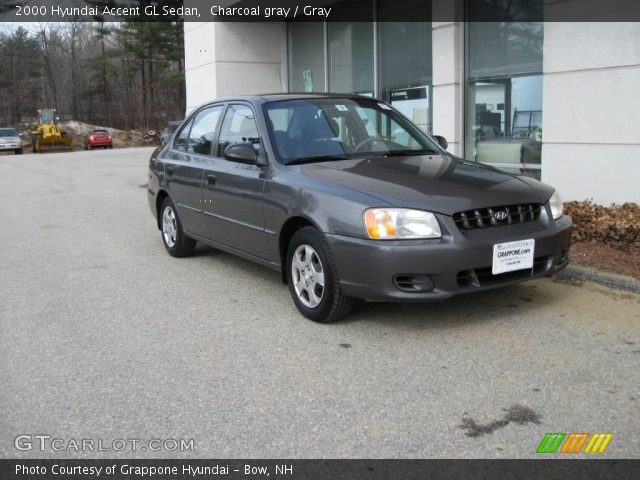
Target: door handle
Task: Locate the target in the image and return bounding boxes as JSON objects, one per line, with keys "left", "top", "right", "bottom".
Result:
{"left": 206, "top": 175, "right": 217, "bottom": 186}
{"left": 166, "top": 167, "right": 174, "bottom": 176}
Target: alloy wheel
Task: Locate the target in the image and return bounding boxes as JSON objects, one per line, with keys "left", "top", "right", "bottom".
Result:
{"left": 291, "top": 244, "right": 325, "bottom": 308}
{"left": 162, "top": 206, "right": 177, "bottom": 248}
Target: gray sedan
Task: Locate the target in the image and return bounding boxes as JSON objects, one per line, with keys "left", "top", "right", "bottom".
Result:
{"left": 147, "top": 94, "right": 571, "bottom": 322}
{"left": 0, "top": 128, "right": 23, "bottom": 154}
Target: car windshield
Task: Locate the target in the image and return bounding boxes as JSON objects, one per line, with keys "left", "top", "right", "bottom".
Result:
{"left": 92, "top": 130, "right": 108, "bottom": 134}
{"left": 0, "top": 128, "right": 18, "bottom": 137}
{"left": 264, "top": 98, "right": 440, "bottom": 164}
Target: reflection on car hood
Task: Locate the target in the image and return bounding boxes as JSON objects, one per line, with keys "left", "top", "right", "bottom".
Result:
{"left": 297, "top": 154, "right": 553, "bottom": 215}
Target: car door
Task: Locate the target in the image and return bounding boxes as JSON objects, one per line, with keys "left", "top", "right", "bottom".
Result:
{"left": 165, "top": 105, "right": 224, "bottom": 239}
{"left": 202, "top": 103, "right": 268, "bottom": 259}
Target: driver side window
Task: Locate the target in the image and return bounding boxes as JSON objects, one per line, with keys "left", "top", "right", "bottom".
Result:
{"left": 216, "top": 105, "right": 260, "bottom": 157}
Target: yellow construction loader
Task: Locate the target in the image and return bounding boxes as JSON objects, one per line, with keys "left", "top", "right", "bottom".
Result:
{"left": 31, "top": 109, "right": 74, "bottom": 153}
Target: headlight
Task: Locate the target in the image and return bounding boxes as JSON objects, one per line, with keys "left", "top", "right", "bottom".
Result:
{"left": 364, "top": 208, "right": 442, "bottom": 239}
{"left": 549, "top": 190, "right": 563, "bottom": 220}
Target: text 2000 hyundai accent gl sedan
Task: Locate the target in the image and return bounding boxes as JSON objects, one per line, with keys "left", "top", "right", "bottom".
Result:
{"left": 147, "top": 94, "right": 571, "bottom": 322}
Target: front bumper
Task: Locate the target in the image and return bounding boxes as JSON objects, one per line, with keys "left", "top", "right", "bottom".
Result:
{"left": 326, "top": 211, "right": 572, "bottom": 301}
{"left": 88, "top": 140, "right": 112, "bottom": 147}
{"left": 0, "top": 143, "right": 21, "bottom": 151}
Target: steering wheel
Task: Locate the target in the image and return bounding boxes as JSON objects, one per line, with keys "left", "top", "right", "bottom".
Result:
{"left": 352, "top": 136, "right": 385, "bottom": 153}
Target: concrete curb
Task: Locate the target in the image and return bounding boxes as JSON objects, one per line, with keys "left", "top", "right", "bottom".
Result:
{"left": 557, "top": 264, "right": 640, "bottom": 294}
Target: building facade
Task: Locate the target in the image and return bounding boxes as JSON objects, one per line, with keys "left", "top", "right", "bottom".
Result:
{"left": 183, "top": 1, "right": 640, "bottom": 205}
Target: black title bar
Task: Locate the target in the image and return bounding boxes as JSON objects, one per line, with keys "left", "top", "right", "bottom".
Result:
{"left": 1, "top": 0, "right": 640, "bottom": 22}
{"left": 2, "top": 459, "right": 640, "bottom": 480}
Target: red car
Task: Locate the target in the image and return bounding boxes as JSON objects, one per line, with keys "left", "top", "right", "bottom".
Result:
{"left": 84, "top": 129, "right": 113, "bottom": 150}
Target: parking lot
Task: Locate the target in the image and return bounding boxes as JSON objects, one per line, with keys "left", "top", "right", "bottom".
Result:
{"left": 1, "top": 148, "right": 639, "bottom": 458}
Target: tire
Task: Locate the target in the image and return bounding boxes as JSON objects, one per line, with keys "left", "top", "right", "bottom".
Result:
{"left": 160, "top": 197, "right": 196, "bottom": 257}
{"left": 15, "top": 148, "right": 23, "bottom": 155}
{"left": 286, "top": 227, "right": 353, "bottom": 323}
{"left": 84, "top": 145, "right": 88, "bottom": 150}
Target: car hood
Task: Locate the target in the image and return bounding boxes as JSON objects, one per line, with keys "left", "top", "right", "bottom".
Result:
{"left": 296, "top": 154, "right": 553, "bottom": 216}
{"left": 0, "top": 136, "right": 20, "bottom": 143}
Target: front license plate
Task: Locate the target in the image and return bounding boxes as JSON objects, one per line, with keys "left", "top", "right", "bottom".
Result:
{"left": 492, "top": 239, "right": 535, "bottom": 275}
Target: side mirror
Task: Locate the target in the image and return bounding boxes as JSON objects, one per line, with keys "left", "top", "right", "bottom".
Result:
{"left": 433, "top": 135, "right": 448, "bottom": 150}
{"left": 224, "top": 143, "right": 258, "bottom": 164}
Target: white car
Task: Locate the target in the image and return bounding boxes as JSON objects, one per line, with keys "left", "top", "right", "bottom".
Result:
{"left": 0, "top": 128, "right": 23, "bottom": 154}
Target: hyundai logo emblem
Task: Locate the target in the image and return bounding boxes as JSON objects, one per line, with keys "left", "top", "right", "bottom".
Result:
{"left": 494, "top": 210, "right": 508, "bottom": 221}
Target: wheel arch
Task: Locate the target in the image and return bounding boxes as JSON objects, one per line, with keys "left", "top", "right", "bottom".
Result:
{"left": 155, "top": 189, "right": 170, "bottom": 230}
{"left": 278, "top": 215, "right": 321, "bottom": 284}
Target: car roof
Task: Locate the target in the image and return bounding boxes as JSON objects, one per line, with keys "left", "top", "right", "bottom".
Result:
{"left": 196, "top": 93, "right": 375, "bottom": 108}
{"left": 258, "top": 93, "right": 371, "bottom": 102}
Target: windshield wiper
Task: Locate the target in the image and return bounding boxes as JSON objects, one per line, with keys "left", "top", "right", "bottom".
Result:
{"left": 383, "top": 149, "right": 440, "bottom": 157}
{"left": 285, "top": 155, "right": 349, "bottom": 166}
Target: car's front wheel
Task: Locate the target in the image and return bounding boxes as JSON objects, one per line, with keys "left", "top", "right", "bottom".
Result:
{"left": 160, "top": 197, "right": 196, "bottom": 257}
{"left": 286, "top": 227, "right": 353, "bottom": 323}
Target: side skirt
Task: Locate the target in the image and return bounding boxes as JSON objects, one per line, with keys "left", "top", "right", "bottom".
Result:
{"left": 186, "top": 231, "right": 282, "bottom": 273}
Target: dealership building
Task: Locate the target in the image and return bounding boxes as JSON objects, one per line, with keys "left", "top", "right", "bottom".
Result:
{"left": 183, "top": 0, "right": 640, "bottom": 205}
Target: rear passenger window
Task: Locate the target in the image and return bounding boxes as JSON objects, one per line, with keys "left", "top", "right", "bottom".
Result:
{"left": 188, "top": 106, "right": 224, "bottom": 155}
{"left": 216, "top": 105, "right": 260, "bottom": 157}
{"left": 173, "top": 106, "right": 223, "bottom": 154}
{"left": 174, "top": 118, "right": 193, "bottom": 152}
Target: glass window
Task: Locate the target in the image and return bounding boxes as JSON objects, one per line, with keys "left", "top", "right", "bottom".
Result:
{"left": 264, "top": 98, "right": 440, "bottom": 163}
{"left": 378, "top": 1, "right": 433, "bottom": 133}
{"left": 39, "top": 110, "right": 55, "bottom": 124}
{"left": 174, "top": 117, "right": 194, "bottom": 152}
{"left": 217, "top": 105, "right": 260, "bottom": 157}
{"left": 188, "top": 106, "right": 223, "bottom": 156}
{"left": 465, "top": 20, "right": 544, "bottom": 179}
{"left": 328, "top": 0, "right": 374, "bottom": 95}
{"left": 288, "top": 22, "right": 325, "bottom": 92}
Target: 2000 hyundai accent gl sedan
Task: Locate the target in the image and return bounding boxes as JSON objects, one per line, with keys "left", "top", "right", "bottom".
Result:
{"left": 147, "top": 94, "right": 571, "bottom": 322}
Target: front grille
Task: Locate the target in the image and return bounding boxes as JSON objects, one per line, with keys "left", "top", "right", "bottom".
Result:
{"left": 453, "top": 203, "right": 542, "bottom": 231}
{"left": 457, "top": 255, "right": 552, "bottom": 288}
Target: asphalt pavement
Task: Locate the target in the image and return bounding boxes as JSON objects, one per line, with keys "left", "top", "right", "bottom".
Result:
{"left": 1, "top": 148, "right": 638, "bottom": 458}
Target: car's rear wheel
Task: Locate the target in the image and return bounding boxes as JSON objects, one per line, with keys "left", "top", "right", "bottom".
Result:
{"left": 160, "top": 197, "right": 196, "bottom": 257}
{"left": 286, "top": 227, "right": 352, "bottom": 323}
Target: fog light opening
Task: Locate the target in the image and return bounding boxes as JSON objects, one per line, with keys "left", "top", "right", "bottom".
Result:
{"left": 556, "top": 249, "right": 568, "bottom": 265}
{"left": 393, "top": 274, "right": 435, "bottom": 293}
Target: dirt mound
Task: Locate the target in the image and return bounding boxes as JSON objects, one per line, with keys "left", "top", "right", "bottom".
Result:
{"left": 55, "top": 121, "right": 157, "bottom": 148}
{"left": 565, "top": 201, "right": 640, "bottom": 250}
{"left": 60, "top": 121, "right": 125, "bottom": 137}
